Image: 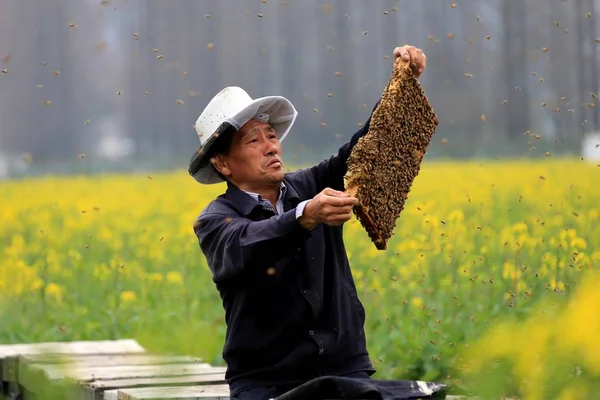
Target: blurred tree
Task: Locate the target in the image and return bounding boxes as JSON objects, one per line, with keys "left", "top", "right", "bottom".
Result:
{"left": 549, "top": 0, "right": 573, "bottom": 140}
{"left": 503, "top": 0, "right": 530, "bottom": 140}
{"left": 591, "top": 0, "right": 599, "bottom": 131}
{"left": 576, "top": 0, "right": 599, "bottom": 134}
{"left": 0, "top": 0, "right": 595, "bottom": 176}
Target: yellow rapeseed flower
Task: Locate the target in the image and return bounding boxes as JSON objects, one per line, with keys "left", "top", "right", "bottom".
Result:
{"left": 549, "top": 278, "right": 565, "bottom": 292}
{"left": 1, "top": 158, "right": 598, "bottom": 394}
{"left": 570, "top": 237, "right": 587, "bottom": 251}
{"left": 147, "top": 272, "right": 164, "bottom": 282}
{"left": 502, "top": 261, "right": 520, "bottom": 280}
{"left": 120, "top": 290, "right": 137, "bottom": 303}
{"left": 44, "top": 282, "right": 63, "bottom": 302}
{"left": 166, "top": 271, "right": 183, "bottom": 285}
{"left": 411, "top": 297, "right": 423, "bottom": 308}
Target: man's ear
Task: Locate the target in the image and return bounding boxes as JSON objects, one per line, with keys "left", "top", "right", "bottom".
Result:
{"left": 211, "top": 154, "right": 231, "bottom": 177}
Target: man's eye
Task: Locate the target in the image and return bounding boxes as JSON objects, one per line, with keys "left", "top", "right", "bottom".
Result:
{"left": 249, "top": 139, "right": 258, "bottom": 143}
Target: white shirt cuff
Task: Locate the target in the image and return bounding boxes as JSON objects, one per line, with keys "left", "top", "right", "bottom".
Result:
{"left": 295, "top": 200, "right": 310, "bottom": 220}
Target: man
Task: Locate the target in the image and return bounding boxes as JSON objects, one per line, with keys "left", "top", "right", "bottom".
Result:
{"left": 190, "top": 45, "right": 427, "bottom": 399}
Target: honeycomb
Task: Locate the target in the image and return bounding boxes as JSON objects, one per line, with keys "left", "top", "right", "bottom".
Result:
{"left": 344, "top": 59, "right": 439, "bottom": 250}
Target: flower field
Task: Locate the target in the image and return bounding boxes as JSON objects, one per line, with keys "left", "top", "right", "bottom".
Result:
{"left": 1, "top": 158, "right": 599, "bottom": 397}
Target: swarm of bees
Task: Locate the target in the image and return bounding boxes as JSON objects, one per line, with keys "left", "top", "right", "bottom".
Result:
{"left": 344, "top": 59, "right": 439, "bottom": 250}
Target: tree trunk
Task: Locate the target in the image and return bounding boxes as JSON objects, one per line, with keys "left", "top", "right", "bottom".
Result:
{"left": 588, "top": 0, "right": 599, "bottom": 131}
{"left": 503, "top": 0, "right": 530, "bottom": 140}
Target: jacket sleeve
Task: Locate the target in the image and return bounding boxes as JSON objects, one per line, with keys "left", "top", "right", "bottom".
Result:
{"left": 194, "top": 207, "right": 312, "bottom": 284}
{"left": 308, "top": 99, "right": 381, "bottom": 193}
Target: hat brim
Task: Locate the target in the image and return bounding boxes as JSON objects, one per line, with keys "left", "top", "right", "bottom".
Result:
{"left": 188, "top": 95, "right": 297, "bottom": 184}
{"left": 188, "top": 121, "right": 234, "bottom": 185}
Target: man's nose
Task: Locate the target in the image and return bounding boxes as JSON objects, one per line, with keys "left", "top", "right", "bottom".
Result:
{"left": 264, "top": 137, "right": 279, "bottom": 155}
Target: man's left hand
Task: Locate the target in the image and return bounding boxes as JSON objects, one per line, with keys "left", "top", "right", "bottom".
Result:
{"left": 393, "top": 45, "right": 427, "bottom": 79}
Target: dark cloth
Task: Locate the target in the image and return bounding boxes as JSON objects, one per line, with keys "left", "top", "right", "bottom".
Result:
{"left": 231, "top": 371, "right": 372, "bottom": 399}
{"left": 193, "top": 99, "right": 381, "bottom": 397}
{"left": 275, "top": 376, "right": 448, "bottom": 400}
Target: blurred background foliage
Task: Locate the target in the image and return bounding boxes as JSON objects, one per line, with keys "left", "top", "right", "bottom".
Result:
{"left": 1, "top": 0, "right": 599, "bottom": 179}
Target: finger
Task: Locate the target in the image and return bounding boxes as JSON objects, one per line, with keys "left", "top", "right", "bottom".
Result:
{"left": 324, "top": 195, "right": 354, "bottom": 206}
{"left": 393, "top": 45, "right": 408, "bottom": 57}
{"left": 326, "top": 212, "right": 353, "bottom": 226}
{"left": 322, "top": 207, "right": 354, "bottom": 222}
{"left": 331, "top": 190, "right": 352, "bottom": 198}
{"left": 415, "top": 49, "right": 422, "bottom": 64}
{"left": 336, "top": 211, "right": 354, "bottom": 223}
{"left": 327, "top": 196, "right": 358, "bottom": 207}
{"left": 323, "top": 205, "right": 354, "bottom": 219}
{"left": 407, "top": 46, "right": 419, "bottom": 68}
{"left": 401, "top": 48, "right": 410, "bottom": 61}
{"left": 326, "top": 204, "right": 355, "bottom": 215}
{"left": 394, "top": 45, "right": 411, "bottom": 61}
{"left": 323, "top": 187, "right": 348, "bottom": 197}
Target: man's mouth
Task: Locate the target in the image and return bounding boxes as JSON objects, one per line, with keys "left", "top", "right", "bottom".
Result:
{"left": 267, "top": 159, "right": 282, "bottom": 168}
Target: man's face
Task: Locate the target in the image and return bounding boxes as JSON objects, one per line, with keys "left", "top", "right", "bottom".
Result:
{"left": 213, "top": 119, "right": 285, "bottom": 188}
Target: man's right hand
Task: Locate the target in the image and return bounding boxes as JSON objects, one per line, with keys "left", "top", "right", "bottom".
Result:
{"left": 298, "top": 188, "right": 359, "bottom": 230}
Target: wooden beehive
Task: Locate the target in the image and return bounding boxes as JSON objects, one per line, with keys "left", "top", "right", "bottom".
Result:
{"left": 344, "top": 58, "right": 439, "bottom": 250}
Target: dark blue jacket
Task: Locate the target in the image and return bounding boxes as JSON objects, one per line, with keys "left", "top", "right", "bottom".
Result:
{"left": 193, "top": 99, "right": 381, "bottom": 397}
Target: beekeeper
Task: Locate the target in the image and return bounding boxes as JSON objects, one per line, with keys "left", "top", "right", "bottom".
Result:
{"left": 189, "top": 45, "right": 427, "bottom": 400}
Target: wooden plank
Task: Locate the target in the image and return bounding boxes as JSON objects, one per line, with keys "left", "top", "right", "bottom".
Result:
{"left": 2, "top": 339, "right": 144, "bottom": 400}
{"left": 20, "top": 363, "right": 225, "bottom": 392}
{"left": 55, "top": 363, "right": 223, "bottom": 382}
{"left": 2, "top": 339, "right": 144, "bottom": 358}
{"left": 90, "top": 373, "right": 226, "bottom": 391}
{"left": 18, "top": 353, "right": 199, "bottom": 396}
{"left": 0, "top": 344, "right": 25, "bottom": 358}
{"left": 80, "top": 373, "right": 226, "bottom": 400}
{"left": 116, "top": 384, "right": 230, "bottom": 400}
{"left": 19, "top": 356, "right": 216, "bottom": 399}
{"left": 20, "top": 353, "right": 200, "bottom": 369}
{"left": 3, "top": 339, "right": 146, "bottom": 382}
{"left": 103, "top": 391, "right": 121, "bottom": 400}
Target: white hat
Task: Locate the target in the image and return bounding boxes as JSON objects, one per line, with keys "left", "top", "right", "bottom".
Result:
{"left": 188, "top": 86, "right": 298, "bottom": 184}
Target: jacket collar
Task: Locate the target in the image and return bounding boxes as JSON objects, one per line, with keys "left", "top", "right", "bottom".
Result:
{"left": 241, "top": 182, "right": 287, "bottom": 204}
{"left": 225, "top": 178, "right": 301, "bottom": 216}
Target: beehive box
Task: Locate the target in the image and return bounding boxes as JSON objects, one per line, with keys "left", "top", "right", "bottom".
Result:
{"left": 344, "top": 58, "right": 439, "bottom": 250}
{"left": 0, "top": 339, "right": 228, "bottom": 400}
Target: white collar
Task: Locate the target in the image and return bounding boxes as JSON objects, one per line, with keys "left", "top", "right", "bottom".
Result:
{"left": 241, "top": 181, "right": 287, "bottom": 203}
